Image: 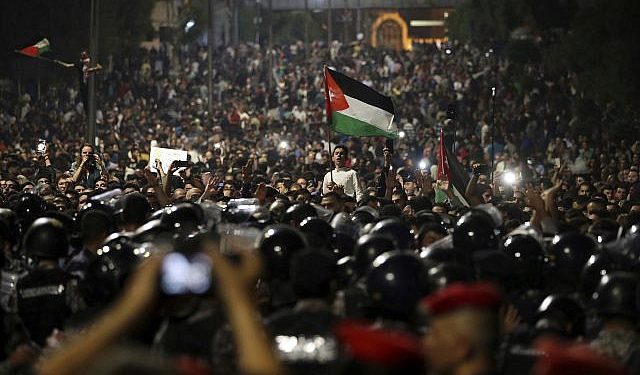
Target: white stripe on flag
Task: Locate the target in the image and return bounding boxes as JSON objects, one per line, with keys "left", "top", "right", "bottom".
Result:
{"left": 338, "top": 94, "right": 397, "bottom": 134}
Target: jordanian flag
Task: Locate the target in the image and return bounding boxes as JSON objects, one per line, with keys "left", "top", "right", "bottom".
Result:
{"left": 17, "top": 39, "right": 51, "bottom": 57}
{"left": 324, "top": 67, "right": 397, "bottom": 139}
{"left": 438, "top": 129, "right": 470, "bottom": 207}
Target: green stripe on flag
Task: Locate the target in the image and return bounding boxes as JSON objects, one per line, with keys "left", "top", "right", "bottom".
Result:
{"left": 331, "top": 112, "right": 398, "bottom": 138}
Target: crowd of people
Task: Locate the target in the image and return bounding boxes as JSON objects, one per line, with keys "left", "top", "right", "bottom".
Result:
{"left": 0, "top": 35, "right": 640, "bottom": 375}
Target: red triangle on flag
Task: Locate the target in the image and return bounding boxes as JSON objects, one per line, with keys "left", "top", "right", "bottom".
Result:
{"left": 324, "top": 67, "right": 349, "bottom": 122}
{"left": 437, "top": 129, "right": 450, "bottom": 181}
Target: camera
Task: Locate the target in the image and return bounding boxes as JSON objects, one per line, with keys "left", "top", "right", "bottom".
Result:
{"left": 160, "top": 252, "right": 212, "bottom": 295}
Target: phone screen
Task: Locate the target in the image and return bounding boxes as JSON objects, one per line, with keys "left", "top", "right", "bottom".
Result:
{"left": 160, "top": 252, "right": 212, "bottom": 295}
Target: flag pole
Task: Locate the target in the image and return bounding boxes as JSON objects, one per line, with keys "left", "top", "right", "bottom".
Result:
{"left": 14, "top": 51, "right": 60, "bottom": 65}
{"left": 490, "top": 86, "right": 496, "bottom": 183}
{"left": 323, "top": 64, "right": 334, "bottom": 183}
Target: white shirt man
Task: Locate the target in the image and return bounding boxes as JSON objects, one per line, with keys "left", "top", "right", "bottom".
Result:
{"left": 322, "top": 145, "right": 364, "bottom": 202}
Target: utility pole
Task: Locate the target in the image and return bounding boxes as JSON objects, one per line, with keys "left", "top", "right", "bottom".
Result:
{"left": 327, "top": 0, "right": 332, "bottom": 45}
{"left": 255, "top": 0, "right": 262, "bottom": 45}
{"left": 87, "top": 0, "right": 99, "bottom": 145}
{"left": 267, "top": 0, "right": 273, "bottom": 90}
{"left": 232, "top": 0, "right": 239, "bottom": 44}
{"left": 304, "top": 0, "right": 309, "bottom": 58}
{"left": 207, "top": 0, "right": 215, "bottom": 116}
{"left": 356, "top": 0, "right": 362, "bottom": 39}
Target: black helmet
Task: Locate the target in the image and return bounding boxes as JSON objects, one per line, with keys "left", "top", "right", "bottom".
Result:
{"left": 580, "top": 252, "right": 624, "bottom": 300}
{"left": 131, "top": 219, "right": 169, "bottom": 244}
{"left": 593, "top": 271, "right": 640, "bottom": 321}
{"left": 299, "top": 217, "right": 335, "bottom": 251}
{"left": 12, "top": 193, "right": 47, "bottom": 229}
{"left": 332, "top": 232, "right": 356, "bottom": 260}
{"left": 535, "top": 294, "right": 585, "bottom": 338}
{"left": 260, "top": 224, "right": 308, "bottom": 280}
{"left": 353, "top": 234, "right": 395, "bottom": 277}
{"left": 0, "top": 208, "right": 19, "bottom": 245}
{"left": 352, "top": 209, "right": 376, "bottom": 227}
{"left": 546, "top": 232, "right": 596, "bottom": 285}
{"left": 331, "top": 213, "right": 360, "bottom": 239}
{"left": 160, "top": 203, "right": 204, "bottom": 234}
{"left": 285, "top": 203, "right": 318, "bottom": 227}
{"left": 268, "top": 199, "right": 292, "bottom": 222}
{"left": 291, "top": 251, "right": 336, "bottom": 299}
{"left": 369, "top": 218, "right": 413, "bottom": 250}
{"left": 119, "top": 192, "right": 152, "bottom": 227}
{"left": 366, "top": 251, "right": 428, "bottom": 318}
{"left": 336, "top": 256, "right": 356, "bottom": 288}
{"left": 23, "top": 217, "right": 69, "bottom": 259}
{"left": 419, "top": 244, "right": 469, "bottom": 266}
{"left": 96, "top": 234, "right": 143, "bottom": 287}
{"left": 453, "top": 209, "right": 499, "bottom": 252}
{"left": 609, "top": 228, "right": 640, "bottom": 267}
{"left": 413, "top": 210, "right": 447, "bottom": 229}
{"left": 78, "top": 200, "right": 115, "bottom": 219}
{"left": 502, "top": 234, "right": 545, "bottom": 288}
{"left": 472, "top": 249, "right": 514, "bottom": 285}
{"left": 425, "top": 263, "right": 473, "bottom": 294}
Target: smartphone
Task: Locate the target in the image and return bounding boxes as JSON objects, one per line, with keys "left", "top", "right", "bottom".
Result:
{"left": 174, "top": 160, "right": 189, "bottom": 168}
{"left": 160, "top": 252, "right": 212, "bottom": 295}
{"left": 36, "top": 139, "right": 47, "bottom": 154}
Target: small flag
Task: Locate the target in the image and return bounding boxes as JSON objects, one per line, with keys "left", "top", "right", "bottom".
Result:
{"left": 324, "top": 67, "right": 397, "bottom": 139}
{"left": 438, "top": 129, "right": 470, "bottom": 206}
{"left": 17, "top": 39, "right": 51, "bottom": 58}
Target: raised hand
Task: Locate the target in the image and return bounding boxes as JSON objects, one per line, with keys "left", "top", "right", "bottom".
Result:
{"left": 385, "top": 167, "right": 399, "bottom": 190}
{"left": 241, "top": 158, "right": 253, "bottom": 183}
{"left": 143, "top": 167, "right": 159, "bottom": 187}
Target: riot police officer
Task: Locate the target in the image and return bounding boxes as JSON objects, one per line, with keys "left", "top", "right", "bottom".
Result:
{"left": 15, "top": 218, "right": 85, "bottom": 346}
{"left": 590, "top": 272, "right": 640, "bottom": 366}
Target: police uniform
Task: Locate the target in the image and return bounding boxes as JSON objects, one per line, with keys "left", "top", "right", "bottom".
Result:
{"left": 16, "top": 266, "right": 84, "bottom": 346}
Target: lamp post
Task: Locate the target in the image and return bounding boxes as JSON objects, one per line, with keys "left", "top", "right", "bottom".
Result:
{"left": 207, "top": 0, "right": 215, "bottom": 117}
{"left": 87, "top": 0, "right": 99, "bottom": 145}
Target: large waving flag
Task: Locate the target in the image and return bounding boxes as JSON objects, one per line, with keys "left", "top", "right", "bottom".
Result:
{"left": 324, "top": 67, "right": 397, "bottom": 139}
{"left": 438, "top": 129, "right": 470, "bottom": 206}
{"left": 17, "top": 39, "right": 51, "bottom": 58}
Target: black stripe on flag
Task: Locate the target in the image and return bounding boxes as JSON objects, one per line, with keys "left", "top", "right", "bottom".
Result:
{"left": 327, "top": 68, "right": 395, "bottom": 115}
{"left": 443, "top": 134, "right": 470, "bottom": 206}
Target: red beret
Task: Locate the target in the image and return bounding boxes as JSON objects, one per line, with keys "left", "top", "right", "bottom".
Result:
{"left": 334, "top": 320, "right": 423, "bottom": 367}
{"left": 534, "top": 337, "right": 628, "bottom": 375}
{"left": 421, "top": 282, "right": 502, "bottom": 316}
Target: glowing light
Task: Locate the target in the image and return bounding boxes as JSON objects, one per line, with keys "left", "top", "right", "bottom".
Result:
{"left": 503, "top": 171, "right": 517, "bottom": 185}
{"left": 184, "top": 20, "right": 195, "bottom": 33}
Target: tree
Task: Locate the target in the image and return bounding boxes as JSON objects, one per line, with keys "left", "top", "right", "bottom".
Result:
{"left": 446, "top": 0, "right": 532, "bottom": 44}
{"left": 99, "top": 0, "right": 155, "bottom": 57}
{"left": 549, "top": 0, "right": 640, "bottom": 108}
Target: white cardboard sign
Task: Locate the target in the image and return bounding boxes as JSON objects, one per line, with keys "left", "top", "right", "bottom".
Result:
{"left": 148, "top": 146, "right": 188, "bottom": 174}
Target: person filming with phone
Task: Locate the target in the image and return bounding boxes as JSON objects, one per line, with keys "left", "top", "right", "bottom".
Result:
{"left": 70, "top": 144, "right": 108, "bottom": 189}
